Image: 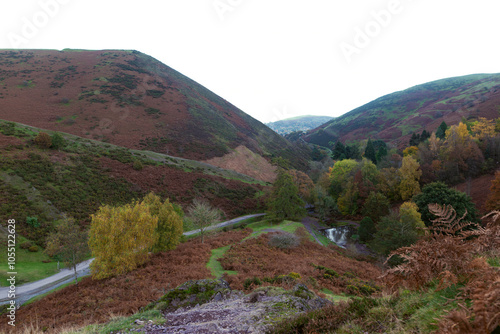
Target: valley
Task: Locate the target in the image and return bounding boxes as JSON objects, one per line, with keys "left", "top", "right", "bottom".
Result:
{"left": 0, "top": 49, "right": 498, "bottom": 334}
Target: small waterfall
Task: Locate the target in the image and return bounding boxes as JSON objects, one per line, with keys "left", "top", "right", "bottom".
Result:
{"left": 323, "top": 225, "right": 355, "bottom": 248}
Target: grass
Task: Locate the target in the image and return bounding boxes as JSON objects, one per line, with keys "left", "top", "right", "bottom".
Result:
{"left": 76, "top": 309, "right": 165, "bottom": 334}
{"left": 320, "top": 288, "right": 352, "bottom": 303}
{"left": 207, "top": 245, "right": 238, "bottom": 278}
{"left": 0, "top": 240, "right": 60, "bottom": 286}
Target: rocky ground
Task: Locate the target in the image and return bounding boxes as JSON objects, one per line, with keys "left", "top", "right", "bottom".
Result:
{"left": 112, "top": 279, "right": 331, "bottom": 334}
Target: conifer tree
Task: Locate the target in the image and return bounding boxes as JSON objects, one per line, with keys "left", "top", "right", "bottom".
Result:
{"left": 435, "top": 121, "right": 448, "bottom": 139}
{"left": 364, "top": 139, "right": 377, "bottom": 164}
{"left": 268, "top": 170, "right": 306, "bottom": 222}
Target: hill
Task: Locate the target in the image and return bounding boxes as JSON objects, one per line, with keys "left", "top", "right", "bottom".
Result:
{"left": 0, "top": 49, "right": 309, "bottom": 178}
{"left": 266, "top": 115, "right": 334, "bottom": 135}
{"left": 0, "top": 119, "right": 267, "bottom": 250}
{"left": 304, "top": 73, "right": 500, "bottom": 148}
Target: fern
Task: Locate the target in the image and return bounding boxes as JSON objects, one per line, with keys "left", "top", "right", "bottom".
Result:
{"left": 381, "top": 205, "right": 500, "bottom": 333}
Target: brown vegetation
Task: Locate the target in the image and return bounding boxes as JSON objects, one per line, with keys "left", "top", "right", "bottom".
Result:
{"left": 2, "top": 230, "right": 250, "bottom": 333}
{"left": 220, "top": 233, "right": 382, "bottom": 295}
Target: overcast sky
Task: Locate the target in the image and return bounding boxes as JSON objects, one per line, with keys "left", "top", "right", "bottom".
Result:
{"left": 1, "top": 0, "right": 500, "bottom": 123}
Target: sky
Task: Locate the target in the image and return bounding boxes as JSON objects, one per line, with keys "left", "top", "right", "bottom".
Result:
{"left": 1, "top": 0, "right": 500, "bottom": 124}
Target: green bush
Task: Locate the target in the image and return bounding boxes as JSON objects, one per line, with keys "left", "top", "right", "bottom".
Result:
{"left": 26, "top": 216, "right": 40, "bottom": 228}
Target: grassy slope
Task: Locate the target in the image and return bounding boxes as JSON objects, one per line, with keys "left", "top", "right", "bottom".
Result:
{"left": 0, "top": 119, "right": 266, "bottom": 285}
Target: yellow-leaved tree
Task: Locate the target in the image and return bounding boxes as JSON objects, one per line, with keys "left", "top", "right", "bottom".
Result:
{"left": 398, "top": 156, "right": 422, "bottom": 201}
{"left": 142, "top": 192, "right": 184, "bottom": 253}
{"left": 89, "top": 201, "right": 158, "bottom": 279}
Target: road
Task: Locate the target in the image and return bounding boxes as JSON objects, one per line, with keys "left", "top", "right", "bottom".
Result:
{"left": 0, "top": 213, "right": 265, "bottom": 306}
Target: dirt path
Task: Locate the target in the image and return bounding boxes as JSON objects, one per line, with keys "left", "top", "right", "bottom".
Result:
{"left": 300, "top": 216, "right": 324, "bottom": 245}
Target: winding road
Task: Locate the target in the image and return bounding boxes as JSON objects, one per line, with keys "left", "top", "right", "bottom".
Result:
{"left": 0, "top": 213, "right": 265, "bottom": 306}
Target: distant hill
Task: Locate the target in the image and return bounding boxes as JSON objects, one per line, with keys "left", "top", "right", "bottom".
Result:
{"left": 0, "top": 49, "right": 309, "bottom": 177}
{"left": 304, "top": 73, "right": 500, "bottom": 148}
{"left": 266, "top": 115, "right": 334, "bottom": 135}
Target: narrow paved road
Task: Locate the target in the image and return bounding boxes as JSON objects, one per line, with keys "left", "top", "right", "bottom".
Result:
{"left": 0, "top": 213, "right": 265, "bottom": 306}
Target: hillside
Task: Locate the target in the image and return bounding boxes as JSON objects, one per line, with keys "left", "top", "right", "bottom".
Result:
{"left": 0, "top": 49, "right": 309, "bottom": 177}
{"left": 266, "top": 115, "right": 334, "bottom": 135}
{"left": 0, "top": 119, "right": 266, "bottom": 249}
{"left": 305, "top": 73, "right": 500, "bottom": 148}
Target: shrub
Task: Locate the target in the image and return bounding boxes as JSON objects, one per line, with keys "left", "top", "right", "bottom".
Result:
{"left": 243, "top": 277, "right": 262, "bottom": 290}
{"left": 20, "top": 241, "right": 32, "bottom": 249}
{"left": 34, "top": 132, "right": 52, "bottom": 149}
{"left": 51, "top": 132, "right": 65, "bottom": 150}
{"left": 268, "top": 232, "right": 300, "bottom": 249}
{"left": 28, "top": 245, "right": 39, "bottom": 252}
{"left": 26, "top": 216, "right": 40, "bottom": 228}
{"left": 132, "top": 159, "right": 143, "bottom": 171}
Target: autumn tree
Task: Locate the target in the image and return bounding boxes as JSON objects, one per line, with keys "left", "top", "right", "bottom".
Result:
{"left": 45, "top": 216, "right": 89, "bottom": 285}
{"left": 268, "top": 170, "right": 306, "bottom": 222}
{"left": 34, "top": 132, "right": 52, "bottom": 148}
{"left": 398, "top": 156, "right": 422, "bottom": 200}
{"left": 186, "top": 198, "right": 221, "bottom": 243}
{"left": 89, "top": 201, "right": 158, "bottom": 279}
{"left": 141, "top": 192, "right": 183, "bottom": 252}
{"left": 485, "top": 170, "right": 500, "bottom": 211}
{"left": 471, "top": 117, "right": 495, "bottom": 141}
{"left": 328, "top": 159, "right": 358, "bottom": 200}
{"left": 288, "top": 169, "right": 314, "bottom": 202}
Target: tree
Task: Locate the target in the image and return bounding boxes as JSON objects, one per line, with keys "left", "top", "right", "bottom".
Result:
{"left": 45, "top": 216, "right": 89, "bottom": 285}
{"left": 34, "top": 132, "right": 52, "bottom": 148}
{"left": 141, "top": 193, "right": 183, "bottom": 252}
{"left": 312, "top": 186, "right": 337, "bottom": 220}
{"left": 413, "top": 182, "right": 478, "bottom": 226}
{"left": 89, "top": 201, "right": 158, "bottom": 279}
{"left": 358, "top": 216, "right": 376, "bottom": 242}
{"left": 288, "top": 169, "right": 314, "bottom": 202}
{"left": 484, "top": 170, "right": 500, "bottom": 211}
{"left": 364, "top": 139, "right": 377, "bottom": 164}
{"left": 371, "top": 203, "right": 425, "bottom": 260}
{"left": 328, "top": 159, "right": 358, "bottom": 199}
{"left": 187, "top": 198, "right": 221, "bottom": 243}
{"left": 362, "top": 192, "right": 390, "bottom": 222}
{"left": 435, "top": 121, "right": 448, "bottom": 139}
{"left": 51, "top": 132, "right": 66, "bottom": 150}
{"left": 267, "top": 170, "right": 306, "bottom": 222}
{"left": 398, "top": 156, "right": 422, "bottom": 201}
{"left": 332, "top": 141, "right": 346, "bottom": 160}
{"left": 376, "top": 144, "right": 388, "bottom": 162}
